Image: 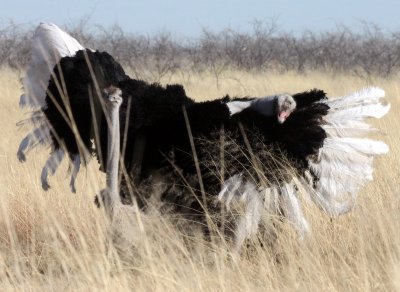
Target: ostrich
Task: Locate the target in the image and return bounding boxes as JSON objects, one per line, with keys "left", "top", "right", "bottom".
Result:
{"left": 17, "top": 23, "right": 390, "bottom": 249}
{"left": 101, "top": 85, "right": 123, "bottom": 215}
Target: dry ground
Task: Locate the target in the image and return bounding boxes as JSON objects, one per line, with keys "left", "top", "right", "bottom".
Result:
{"left": 0, "top": 69, "right": 399, "bottom": 291}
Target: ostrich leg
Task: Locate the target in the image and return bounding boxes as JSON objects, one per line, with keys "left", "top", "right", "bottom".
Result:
{"left": 102, "top": 86, "right": 123, "bottom": 216}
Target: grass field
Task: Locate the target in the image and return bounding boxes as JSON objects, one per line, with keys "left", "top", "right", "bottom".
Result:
{"left": 1, "top": 68, "right": 399, "bottom": 291}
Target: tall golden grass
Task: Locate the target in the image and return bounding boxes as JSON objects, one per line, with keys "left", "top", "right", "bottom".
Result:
{"left": 1, "top": 68, "right": 399, "bottom": 291}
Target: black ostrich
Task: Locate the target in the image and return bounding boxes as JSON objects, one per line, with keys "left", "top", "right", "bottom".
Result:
{"left": 17, "top": 23, "right": 390, "bottom": 250}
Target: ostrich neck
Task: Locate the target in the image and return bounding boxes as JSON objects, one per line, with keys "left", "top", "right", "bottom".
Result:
{"left": 106, "top": 104, "right": 121, "bottom": 209}
{"left": 227, "top": 96, "right": 275, "bottom": 116}
{"left": 249, "top": 96, "right": 275, "bottom": 116}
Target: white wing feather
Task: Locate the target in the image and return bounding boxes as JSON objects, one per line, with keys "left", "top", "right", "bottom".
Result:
{"left": 18, "top": 23, "right": 85, "bottom": 191}
{"left": 308, "top": 87, "right": 389, "bottom": 216}
{"left": 20, "top": 22, "right": 84, "bottom": 108}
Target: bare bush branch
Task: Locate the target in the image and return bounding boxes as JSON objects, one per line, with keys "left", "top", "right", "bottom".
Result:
{"left": 2, "top": 20, "right": 400, "bottom": 78}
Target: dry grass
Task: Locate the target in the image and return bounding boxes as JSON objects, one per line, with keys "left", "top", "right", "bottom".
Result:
{"left": 1, "top": 68, "right": 400, "bottom": 291}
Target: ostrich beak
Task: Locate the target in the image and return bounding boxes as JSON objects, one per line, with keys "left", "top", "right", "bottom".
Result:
{"left": 277, "top": 110, "right": 291, "bottom": 123}
{"left": 108, "top": 95, "right": 122, "bottom": 103}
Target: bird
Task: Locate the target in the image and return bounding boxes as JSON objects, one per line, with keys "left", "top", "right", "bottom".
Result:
{"left": 17, "top": 23, "right": 390, "bottom": 250}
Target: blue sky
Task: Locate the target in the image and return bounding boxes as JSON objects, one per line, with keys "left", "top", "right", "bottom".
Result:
{"left": 2, "top": 0, "right": 400, "bottom": 37}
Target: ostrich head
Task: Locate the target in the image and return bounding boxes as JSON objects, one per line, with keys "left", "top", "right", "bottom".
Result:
{"left": 103, "top": 86, "right": 123, "bottom": 107}
{"left": 275, "top": 94, "right": 297, "bottom": 124}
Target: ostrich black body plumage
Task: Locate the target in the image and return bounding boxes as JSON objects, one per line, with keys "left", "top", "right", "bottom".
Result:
{"left": 127, "top": 90, "right": 329, "bottom": 222}
{"left": 43, "top": 49, "right": 328, "bottom": 218}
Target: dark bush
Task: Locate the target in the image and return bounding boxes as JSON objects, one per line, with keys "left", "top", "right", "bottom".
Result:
{"left": 1, "top": 20, "right": 399, "bottom": 79}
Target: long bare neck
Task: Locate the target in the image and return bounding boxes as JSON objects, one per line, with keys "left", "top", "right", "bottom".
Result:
{"left": 249, "top": 96, "right": 275, "bottom": 116}
{"left": 106, "top": 103, "right": 121, "bottom": 210}
{"left": 227, "top": 96, "right": 275, "bottom": 116}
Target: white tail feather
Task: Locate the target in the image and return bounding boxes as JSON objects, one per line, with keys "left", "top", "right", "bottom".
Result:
{"left": 233, "top": 181, "right": 263, "bottom": 252}
{"left": 326, "top": 103, "right": 390, "bottom": 121}
{"left": 323, "top": 137, "right": 389, "bottom": 156}
{"left": 69, "top": 154, "right": 81, "bottom": 193}
{"left": 17, "top": 126, "right": 51, "bottom": 162}
{"left": 16, "top": 110, "right": 46, "bottom": 128}
{"left": 20, "top": 22, "right": 84, "bottom": 109}
{"left": 40, "top": 148, "right": 65, "bottom": 190}
{"left": 299, "top": 175, "right": 354, "bottom": 216}
{"left": 18, "top": 23, "right": 84, "bottom": 189}
{"left": 307, "top": 87, "right": 389, "bottom": 216}
{"left": 327, "top": 87, "right": 385, "bottom": 109}
{"left": 323, "top": 120, "right": 374, "bottom": 138}
{"left": 219, "top": 176, "right": 312, "bottom": 245}
{"left": 280, "top": 182, "right": 310, "bottom": 238}
{"left": 262, "top": 186, "right": 279, "bottom": 213}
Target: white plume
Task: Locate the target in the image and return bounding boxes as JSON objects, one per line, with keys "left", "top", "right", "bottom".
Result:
{"left": 69, "top": 154, "right": 81, "bottom": 193}
{"left": 280, "top": 181, "right": 310, "bottom": 239}
{"left": 17, "top": 126, "right": 51, "bottom": 162}
{"left": 40, "top": 148, "right": 65, "bottom": 191}
{"left": 219, "top": 175, "right": 312, "bottom": 247}
{"left": 308, "top": 87, "right": 389, "bottom": 216}
{"left": 18, "top": 23, "right": 84, "bottom": 191}
{"left": 327, "top": 87, "right": 385, "bottom": 109}
{"left": 20, "top": 22, "right": 84, "bottom": 109}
